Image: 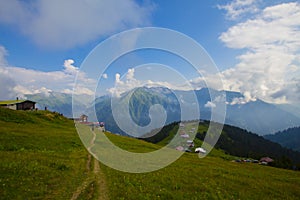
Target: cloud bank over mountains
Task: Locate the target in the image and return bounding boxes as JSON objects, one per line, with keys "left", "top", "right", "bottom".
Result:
{"left": 218, "top": 1, "right": 300, "bottom": 105}
{"left": 0, "top": 47, "right": 95, "bottom": 99}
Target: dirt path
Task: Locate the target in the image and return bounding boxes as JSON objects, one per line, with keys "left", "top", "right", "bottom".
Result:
{"left": 94, "top": 158, "right": 109, "bottom": 200}
{"left": 71, "top": 128, "right": 109, "bottom": 200}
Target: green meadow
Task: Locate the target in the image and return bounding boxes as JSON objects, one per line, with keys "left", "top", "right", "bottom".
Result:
{"left": 0, "top": 108, "right": 88, "bottom": 199}
{"left": 99, "top": 132, "right": 300, "bottom": 200}
{"left": 1, "top": 107, "right": 300, "bottom": 199}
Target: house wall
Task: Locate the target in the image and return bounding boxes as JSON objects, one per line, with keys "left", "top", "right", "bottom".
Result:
{"left": 6, "top": 104, "right": 17, "bottom": 110}
{"left": 80, "top": 115, "right": 88, "bottom": 122}
{"left": 16, "top": 102, "right": 35, "bottom": 110}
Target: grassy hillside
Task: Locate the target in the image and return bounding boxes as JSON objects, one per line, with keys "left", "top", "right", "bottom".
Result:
{"left": 143, "top": 121, "right": 300, "bottom": 168}
{"left": 100, "top": 131, "right": 300, "bottom": 199}
{"left": 0, "top": 107, "right": 89, "bottom": 199}
{"left": 1, "top": 107, "right": 300, "bottom": 199}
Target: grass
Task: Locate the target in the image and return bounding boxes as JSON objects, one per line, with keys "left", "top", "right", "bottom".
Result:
{"left": 98, "top": 132, "right": 300, "bottom": 200}
{"left": 1, "top": 107, "right": 300, "bottom": 199}
{"left": 0, "top": 108, "right": 88, "bottom": 199}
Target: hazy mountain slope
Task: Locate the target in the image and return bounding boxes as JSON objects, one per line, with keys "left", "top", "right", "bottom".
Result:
{"left": 264, "top": 127, "right": 300, "bottom": 152}
{"left": 25, "top": 92, "right": 90, "bottom": 117}
{"left": 225, "top": 99, "right": 299, "bottom": 135}
{"left": 276, "top": 104, "right": 300, "bottom": 119}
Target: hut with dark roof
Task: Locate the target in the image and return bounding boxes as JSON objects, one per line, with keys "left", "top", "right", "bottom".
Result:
{"left": 0, "top": 99, "right": 36, "bottom": 110}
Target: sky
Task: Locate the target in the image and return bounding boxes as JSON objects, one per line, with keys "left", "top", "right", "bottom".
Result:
{"left": 0, "top": 0, "right": 300, "bottom": 107}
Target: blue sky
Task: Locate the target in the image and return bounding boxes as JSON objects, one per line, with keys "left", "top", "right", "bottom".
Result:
{"left": 0, "top": 0, "right": 300, "bottom": 107}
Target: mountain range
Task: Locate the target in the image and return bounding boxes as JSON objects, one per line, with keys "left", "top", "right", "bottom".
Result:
{"left": 25, "top": 87, "right": 300, "bottom": 136}
{"left": 93, "top": 87, "right": 300, "bottom": 136}
{"left": 264, "top": 127, "right": 300, "bottom": 152}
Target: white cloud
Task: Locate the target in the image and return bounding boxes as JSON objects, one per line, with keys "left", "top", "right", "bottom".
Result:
{"left": 108, "top": 69, "right": 140, "bottom": 97}
{"left": 0, "top": 0, "right": 154, "bottom": 49}
{"left": 9, "top": 61, "right": 96, "bottom": 96}
{"left": 102, "top": 73, "right": 108, "bottom": 79}
{"left": 0, "top": 47, "right": 95, "bottom": 99}
{"left": 228, "top": 91, "right": 257, "bottom": 105}
{"left": 204, "top": 101, "right": 216, "bottom": 108}
{"left": 218, "top": 2, "right": 300, "bottom": 105}
{"left": 217, "top": 0, "right": 259, "bottom": 20}
{"left": 108, "top": 68, "right": 193, "bottom": 97}
{"left": 63, "top": 59, "right": 78, "bottom": 75}
{"left": 126, "top": 68, "right": 135, "bottom": 80}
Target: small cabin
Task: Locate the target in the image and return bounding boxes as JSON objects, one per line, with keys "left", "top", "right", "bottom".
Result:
{"left": 260, "top": 157, "right": 274, "bottom": 164}
{"left": 73, "top": 114, "right": 89, "bottom": 123}
{"left": 186, "top": 140, "right": 194, "bottom": 147}
{"left": 79, "top": 114, "right": 88, "bottom": 123}
{"left": 0, "top": 99, "right": 36, "bottom": 110}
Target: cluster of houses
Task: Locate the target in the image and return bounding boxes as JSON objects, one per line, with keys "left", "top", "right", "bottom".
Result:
{"left": 176, "top": 123, "right": 275, "bottom": 165}
{"left": 233, "top": 157, "right": 274, "bottom": 165}
{"left": 73, "top": 114, "right": 105, "bottom": 132}
{"left": 175, "top": 122, "right": 207, "bottom": 154}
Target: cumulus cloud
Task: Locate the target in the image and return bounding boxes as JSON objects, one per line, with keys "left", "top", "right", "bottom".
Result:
{"left": 9, "top": 61, "right": 95, "bottom": 96}
{"left": 107, "top": 68, "right": 193, "bottom": 97}
{"left": 217, "top": 0, "right": 259, "bottom": 20}
{"left": 204, "top": 101, "right": 216, "bottom": 108}
{"left": 228, "top": 91, "right": 257, "bottom": 105}
{"left": 0, "top": 0, "right": 153, "bottom": 49}
{"left": 218, "top": 2, "right": 300, "bottom": 105}
{"left": 63, "top": 59, "right": 79, "bottom": 75}
{"left": 102, "top": 73, "right": 108, "bottom": 79}
{"left": 108, "top": 69, "right": 140, "bottom": 97}
{"left": 0, "top": 47, "right": 95, "bottom": 99}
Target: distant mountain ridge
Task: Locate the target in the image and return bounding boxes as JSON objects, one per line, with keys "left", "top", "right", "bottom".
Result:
{"left": 94, "top": 87, "right": 300, "bottom": 135}
{"left": 25, "top": 92, "right": 90, "bottom": 117}
{"left": 264, "top": 127, "right": 300, "bottom": 152}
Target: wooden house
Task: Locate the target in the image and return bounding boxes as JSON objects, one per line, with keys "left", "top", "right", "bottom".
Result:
{"left": 73, "top": 114, "right": 88, "bottom": 123}
{"left": 260, "top": 157, "right": 274, "bottom": 164}
{"left": 0, "top": 99, "right": 36, "bottom": 110}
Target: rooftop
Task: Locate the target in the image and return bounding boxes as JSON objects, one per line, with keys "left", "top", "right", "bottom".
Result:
{"left": 0, "top": 100, "right": 35, "bottom": 105}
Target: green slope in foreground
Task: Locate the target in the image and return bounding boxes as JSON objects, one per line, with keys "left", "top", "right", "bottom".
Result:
{"left": 1, "top": 107, "right": 300, "bottom": 199}
{"left": 0, "top": 108, "right": 89, "bottom": 199}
